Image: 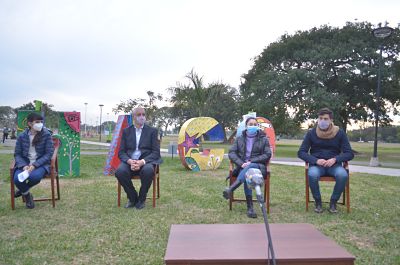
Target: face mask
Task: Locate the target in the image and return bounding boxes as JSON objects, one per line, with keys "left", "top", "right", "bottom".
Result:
{"left": 33, "top": 122, "right": 43, "bottom": 132}
{"left": 246, "top": 125, "right": 259, "bottom": 135}
{"left": 136, "top": 116, "right": 146, "bottom": 126}
{"left": 318, "top": 120, "right": 330, "bottom": 130}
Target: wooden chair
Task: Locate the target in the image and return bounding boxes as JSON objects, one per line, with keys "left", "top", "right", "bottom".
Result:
{"left": 117, "top": 164, "right": 160, "bottom": 208}
{"left": 227, "top": 161, "right": 271, "bottom": 213}
{"left": 305, "top": 161, "right": 350, "bottom": 213}
{"left": 10, "top": 137, "right": 60, "bottom": 209}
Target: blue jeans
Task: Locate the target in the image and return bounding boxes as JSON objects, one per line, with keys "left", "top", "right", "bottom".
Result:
{"left": 236, "top": 163, "right": 261, "bottom": 196}
{"left": 13, "top": 167, "right": 47, "bottom": 193}
{"left": 308, "top": 164, "right": 348, "bottom": 202}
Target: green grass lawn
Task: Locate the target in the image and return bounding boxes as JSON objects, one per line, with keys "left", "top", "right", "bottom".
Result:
{"left": 0, "top": 154, "right": 399, "bottom": 264}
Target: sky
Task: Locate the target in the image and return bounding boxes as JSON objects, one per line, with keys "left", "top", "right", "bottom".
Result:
{"left": 0, "top": 0, "right": 399, "bottom": 126}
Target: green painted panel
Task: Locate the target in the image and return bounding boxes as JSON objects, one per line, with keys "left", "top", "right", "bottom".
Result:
{"left": 57, "top": 112, "right": 81, "bottom": 177}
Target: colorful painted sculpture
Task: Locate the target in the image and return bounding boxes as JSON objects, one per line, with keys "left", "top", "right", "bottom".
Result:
{"left": 236, "top": 114, "right": 276, "bottom": 156}
{"left": 178, "top": 117, "right": 225, "bottom": 171}
{"left": 57, "top": 112, "right": 81, "bottom": 176}
{"left": 104, "top": 115, "right": 133, "bottom": 175}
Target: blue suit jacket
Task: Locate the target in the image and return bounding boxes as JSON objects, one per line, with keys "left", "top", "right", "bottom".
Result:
{"left": 118, "top": 124, "right": 162, "bottom": 165}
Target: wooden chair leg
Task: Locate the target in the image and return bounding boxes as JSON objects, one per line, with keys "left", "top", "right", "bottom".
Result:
{"left": 228, "top": 177, "right": 233, "bottom": 210}
{"left": 157, "top": 176, "right": 160, "bottom": 198}
{"left": 266, "top": 177, "right": 270, "bottom": 214}
{"left": 117, "top": 182, "right": 121, "bottom": 207}
{"left": 152, "top": 175, "right": 156, "bottom": 208}
{"left": 51, "top": 175, "right": 56, "bottom": 208}
{"left": 10, "top": 172, "right": 15, "bottom": 210}
{"left": 157, "top": 175, "right": 160, "bottom": 199}
{"left": 305, "top": 175, "right": 309, "bottom": 211}
{"left": 346, "top": 180, "right": 350, "bottom": 213}
{"left": 56, "top": 175, "right": 60, "bottom": 200}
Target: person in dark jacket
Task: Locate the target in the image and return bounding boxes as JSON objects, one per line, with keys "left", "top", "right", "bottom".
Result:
{"left": 115, "top": 107, "right": 161, "bottom": 210}
{"left": 223, "top": 117, "right": 272, "bottom": 218}
{"left": 13, "top": 113, "right": 54, "bottom": 209}
{"left": 298, "top": 108, "right": 354, "bottom": 214}
{"left": 2, "top": 127, "right": 9, "bottom": 143}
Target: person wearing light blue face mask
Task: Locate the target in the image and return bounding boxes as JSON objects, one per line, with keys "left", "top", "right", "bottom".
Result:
{"left": 298, "top": 108, "right": 354, "bottom": 214}
{"left": 13, "top": 112, "right": 54, "bottom": 209}
{"left": 223, "top": 117, "right": 272, "bottom": 218}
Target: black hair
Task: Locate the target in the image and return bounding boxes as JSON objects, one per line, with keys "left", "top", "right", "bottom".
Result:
{"left": 27, "top": 112, "right": 44, "bottom": 123}
{"left": 245, "top": 117, "right": 257, "bottom": 126}
{"left": 27, "top": 112, "right": 44, "bottom": 146}
{"left": 317, "top": 108, "right": 333, "bottom": 119}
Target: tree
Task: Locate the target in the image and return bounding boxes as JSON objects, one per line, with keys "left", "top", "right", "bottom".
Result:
{"left": 153, "top": 106, "right": 176, "bottom": 134}
{"left": 169, "top": 69, "right": 240, "bottom": 142}
{"left": 0, "top": 106, "right": 17, "bottom": 128}
{"left": 240, "top": 22, "right": 400, "bottom": 133}
{"left": 113, "top": 90, "right": 163, "bottom": 126}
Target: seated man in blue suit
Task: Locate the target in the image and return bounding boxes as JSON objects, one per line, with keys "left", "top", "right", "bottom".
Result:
{"left": 115, "top": 107, "right": 161, "bottom": 209}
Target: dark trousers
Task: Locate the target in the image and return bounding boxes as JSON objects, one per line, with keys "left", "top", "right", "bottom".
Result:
{"left": 14, "top": 167, "right": 47, "bottom": 193}
{"left": 2, "top": 133, "right": 8, "bottom": 143}
{"left": 115, "top": 162, "right": 154, "bottom": 203}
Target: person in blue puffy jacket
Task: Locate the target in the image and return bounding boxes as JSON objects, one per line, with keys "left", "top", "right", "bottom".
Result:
{"left": 13, "top": 113, "right": 54, "bottom": 209}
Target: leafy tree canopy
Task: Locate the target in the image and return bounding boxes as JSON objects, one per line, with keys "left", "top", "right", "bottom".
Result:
{"left": 113, "top": 90, "right": 163, "bottom": 126}
{"left": 240, "top": 21, "right": 400, "bottom": 133}
{"left": 169, "top": 69, "right": 240, "bottom": 141}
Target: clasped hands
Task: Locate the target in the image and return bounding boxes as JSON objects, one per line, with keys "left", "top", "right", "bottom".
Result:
{"left": 316, "top": 158, "right": 336, "bottom": 167}
{"left": 127, "top": 159, "right": 145, "bottom": 171}
{"left": 241, "top": 161, "right": 251, "bottom": 168}
{"left": 23, "top": 165, "right": 35, "bottom": 173}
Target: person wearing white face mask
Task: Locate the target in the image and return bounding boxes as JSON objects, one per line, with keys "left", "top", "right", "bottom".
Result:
{"left": 298, "top": 108, "right": 354, "bottom": 214}
{"left": 13, "top": 113, "right": 54, "bottom": 209}
{"left": 223, "top": 117, "right": 272, "bottom": 218}
{"left": 115, "top": 107, "right": 161, "bottom": 210}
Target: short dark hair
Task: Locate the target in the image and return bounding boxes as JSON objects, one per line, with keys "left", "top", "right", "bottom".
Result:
{"left": 27, "top": 112, "right": 44, "bottom": 122}
{"left": 318, "top": 108, "right": 333, "bottom": 119}
{"left": 245, "top": 117, "right": 257, "bottom": 125}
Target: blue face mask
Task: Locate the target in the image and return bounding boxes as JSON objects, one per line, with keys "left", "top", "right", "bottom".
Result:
{"left": 246, "top": 125, "right": 259, "bottom": 135}
{"left": 318, "top": 119, "right": 330, "bottom": 130}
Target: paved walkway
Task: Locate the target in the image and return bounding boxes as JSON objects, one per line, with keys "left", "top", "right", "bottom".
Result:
{"left": 2, "top": 139, "right": 399, "bottom": 177}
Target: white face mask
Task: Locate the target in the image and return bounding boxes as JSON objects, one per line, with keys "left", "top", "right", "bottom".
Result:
{"left": 135, "top": 116, "right": 146, "bottom": 126}
{"left": 32, "top": 122, "right": 43, "bottom": 132}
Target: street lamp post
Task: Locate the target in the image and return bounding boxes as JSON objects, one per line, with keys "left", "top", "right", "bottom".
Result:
{"left": 99, "top": 104, "right": 104, "bottom": 142}
{"left": 369, "top": 23, "right": 394, "bottom": 167}
{"left": 84, "top": 102, "right": 88, "bottom": 136}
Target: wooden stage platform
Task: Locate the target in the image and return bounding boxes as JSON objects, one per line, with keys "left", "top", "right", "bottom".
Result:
{"left": 164, "top": 223, "right": 355, "bottom": 265}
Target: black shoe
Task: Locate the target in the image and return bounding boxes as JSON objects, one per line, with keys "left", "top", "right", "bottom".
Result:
{"left": 23, "top": 193, "right": 35, "bottom": 209}
{"left": 328, "top": 200, "right": 338, "bottom": 214}
{"left": 223, "top": 179, "right": 242, "bottom": 200}
{"left": 246, "top": 195, "right": 257, "bottom": 218}
{"left": 124, "top": 200, "right": 136, "bottom": 208}
{"left": 135, "top": 201, "right": 145, "bottom": 210}
{"left": 314, "top": 200, "right": 323, "bottom": 214}
{"left": 222, "top": 188, "right": 231, "bottom": 200}
{"left": 14, "top": 190, "right": 22, "bottom": 198}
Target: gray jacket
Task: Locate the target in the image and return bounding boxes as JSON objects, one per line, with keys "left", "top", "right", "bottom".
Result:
{"left": 228, "top": 130, "right": 271, "bottom": 177}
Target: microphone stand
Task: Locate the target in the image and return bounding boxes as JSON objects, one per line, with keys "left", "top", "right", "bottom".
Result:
{"left": 256, "top": 187, "right": 277, "bottom": 265}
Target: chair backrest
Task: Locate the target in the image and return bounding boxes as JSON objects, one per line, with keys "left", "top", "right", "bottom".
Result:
{"left": 46, "top": 136, "right": 60, "bottom": 177}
